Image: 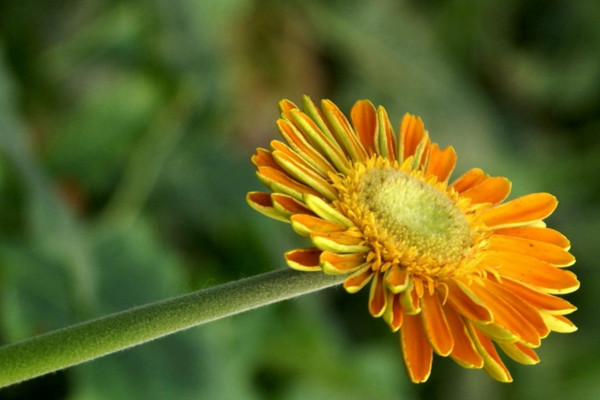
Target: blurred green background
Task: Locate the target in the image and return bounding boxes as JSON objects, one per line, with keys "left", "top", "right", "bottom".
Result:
{"left": 0, "top": 0, "right": 597, "bottom": 399}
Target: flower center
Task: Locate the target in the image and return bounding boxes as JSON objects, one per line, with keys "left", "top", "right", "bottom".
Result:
{"left": 357, "top": 167, "right": 472, "bottom": 263}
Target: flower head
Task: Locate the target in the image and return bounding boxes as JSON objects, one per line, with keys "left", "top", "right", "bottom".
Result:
{"left": 247, "top": 96, "right": 579, "bottom": 383}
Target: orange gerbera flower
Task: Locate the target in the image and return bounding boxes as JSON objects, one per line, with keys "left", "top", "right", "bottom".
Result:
{"left": 247, "top": 96, "right": 579, "bottom": 383}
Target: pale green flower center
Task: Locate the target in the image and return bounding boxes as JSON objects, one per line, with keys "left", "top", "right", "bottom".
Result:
{"left": 358, "top": 168, "right": 472, "bottom": 262}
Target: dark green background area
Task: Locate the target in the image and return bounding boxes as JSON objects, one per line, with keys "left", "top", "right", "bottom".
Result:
{"left": 0, "top": 0, "right": 597, "bottom": 399}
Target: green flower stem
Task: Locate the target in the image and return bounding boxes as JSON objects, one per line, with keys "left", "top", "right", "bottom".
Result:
{"left": 0, "top": 269, "right": 345, "bottom": 388}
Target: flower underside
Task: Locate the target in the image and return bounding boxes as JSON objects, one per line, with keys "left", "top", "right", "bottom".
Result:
{"left": 247, "top": 96, "right": 579, "bottom": 383}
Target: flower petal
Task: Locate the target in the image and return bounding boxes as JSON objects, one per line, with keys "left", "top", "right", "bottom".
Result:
{"left": 350, "top": 100, "right": 378, "bottom": 155}
{"left": 246, "top": 192, "right": 290, "bottom": 222}
{"left": 479, "top": 193, "right": 558, "bottom": 228}
{"left": 489, "top": 235, "right": 575, "bottom": 267}
{"left": 375, "top": 105, "right": 397, "bottom": 161}
{"left": 384, "top": 292, "right": 404, "bottom": 332}
{"left": 451, "top": 168, "right": 487, "bottom": 193}
{"left": 291, "top": 214, "right": 346, "bottom": 237}
{"left": 444, "top": 304, "right": 484, "bottom": 368}
{"left": 421, "top": 292, "right": 454, "bottom": 356}
{"left": 500, "top": 277, "right": 577, "bottom": 315}
{"left": 257, "top": 166, "right": 321, "bottom": 201}
{"left": 401, "top": 313, "right": 434, "bottom": 383}
{"left": 320, "top": 251, "right": 366, "bottom": 275}
{"left": 398, "top": 113, "right": 426, "bottom": 163}
{"left": 484, "top": 251, "right": 580, "bottom": 294}
{"left": 469, "top": 279, "right": 542, "bottom": 347}
{"left": 467, "top": 323, "right": 513, "bottom": 383}
{"left": 271, "top": 193, "right": 314, "bottom": 218}
{"left": 541, "top": 313, "right": 577, "bottom": 333}
{"left": 272, "top": 143, "right": 337, "bottom": 200}
{"left": 493, "top": 226, "right": 571, "bottom": 250}
{"left": 460, "top": 177, "right": 511, "bottom": 205}
{"left": 426, "top": 144, "right": 457, "bottom": 183}
{"left": 384, "top": 266, "right": 410, "bottom": 293}
{"left": 343, "top": 265, "right": 374, "bottom": 293}
{"left": 252, "top": 147, "right": 284, "bottom": 171}
{"left": 445, "top": 279, "right": 493, "bottom": 323}
{"left": 303, "top": 194, "right": 354, "bottom": 228}
{"left": 284, "top": 248, "right": 322, "bottom": 271}
{"left": 322, "top": 99, "right": 367, "bottom": 162}
{"left": 276, "top": 119, "right": 335, "bottom": 176}
{"left": 312, "top": 230, "right": 370, "bottom": 253}
{"left": 498, "top": 342, "right": 540, "bottom": 365}
{"left": 369, "top": 273, "right": 387, "bottom": 317}
{"left": 289, "top": 109, "right": 350, "bottom": 173}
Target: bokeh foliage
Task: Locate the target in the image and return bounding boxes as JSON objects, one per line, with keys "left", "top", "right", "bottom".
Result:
{"left": 0, "top": 0, "right": 598, "bottom": 399}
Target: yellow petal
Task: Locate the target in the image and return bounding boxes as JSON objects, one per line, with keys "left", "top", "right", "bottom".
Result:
{"left": 303, "top": 194, "right": 354, "bottom": 228}
{"left": 384, "top": 266, "right": 410, "bottom": 294}
{"left": 467, "top": 323, "right": 513, "bottom": 383}
{"left": 383, "top": 292, "right": 404, "bottom": 332}
{"left": 498, "top": 342, "right": 540, "bottom": 365}
{"left": 445, "top": 279, "right": 493, "bottom": 323}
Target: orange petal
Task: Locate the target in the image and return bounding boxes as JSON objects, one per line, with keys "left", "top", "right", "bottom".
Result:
{"left": 257, "top": 166, "right": 321, "bottom": 201}
{"left": 384, "top": 266, "right": 410, "bottom": 293}
{"left": 400, "top": 313, "right": 433, "bottom": 383}
{"left": 445, "top": 279, "right": 493, "bottom": 322}
{"left": 485, "top": 278, "right": 549, "bottom": 339}
{"left": 276, "top": 119, "right": 335, "bottom": 176}
{"left": 469, "top": 279, "right": 542, "bottom": 347}
{"left": 450, "top": 168, "right": 487, "bottom": 193}
{"left": 498, "top": 342, "right": 540, "bottom": 365}
{"left": 483, "top": 251, "right": 580, "bottom": 294}
{"left": 284, "top": 248, "right": 322, "bottom": 271}
{"left": 351, "top": 100, "right": 377, "bottom": 155}
{"left": 383, "top": 292, "right": 404, "bottom": 332}
{"left": 489, "top": 235, "right": 575, "bottom": 267}
{"left": 252, "top": 147, "right": 284, "bottom": 171}
{"left": 421, "top": 292, "right": 454, "bottom": 356}
{"left": 279, "top": 99, "right": 299, "bottom": 117}
{"left": 493, "top": 226, "right": 571, "bottom": 250}
{"left": 343, "top": 265, "right": 374, "bottom": 293}
{"left": 467, "top": 323, "right": 513, "bottom": 382}
{"left": 500, "top": 277, "right": 577, "bottom": 315}
{"left": 460, "top": 177, "right": 511, "bottom": 205}
{"left": 398, "top": 113, "right": 426, "bottom": 162}
{"left": 290, "top": 214, "right": 346, "bottom": 237}
{"left": 321, "top": 99, "right": 367, "bottom": 162}
{"left": 444, "top": 304, "right": 484, "bottom": 368}
{"left": 246, "top": 192, "right": 289, "bottom": 222}
{"left": 369, "top": 273, "right": 387, "bottom": 317}
{"left": 426, "top": 144, "right": 457, "bottom": 183}
{"left": 271, "top": 193, "right": 313, "bottom": 217}
{"left": 320, "top": 251, "right": 366, "bottom": 275}
{"left": 479, "top": 193, "right": 558, "bottom": 228}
